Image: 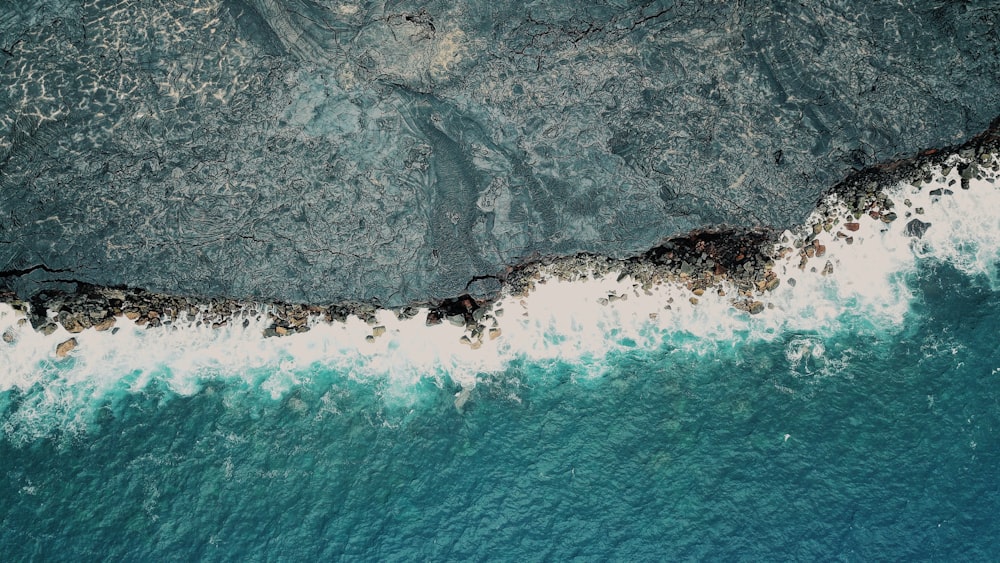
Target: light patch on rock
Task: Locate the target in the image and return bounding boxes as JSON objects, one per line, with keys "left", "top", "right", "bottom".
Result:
{"left": 430, "top": 28, "right": 467, "bottom": 79}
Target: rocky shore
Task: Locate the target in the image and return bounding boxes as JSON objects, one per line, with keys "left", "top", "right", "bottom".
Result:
{"left": 2, "top": 117, "right": 999, "bottom": 357}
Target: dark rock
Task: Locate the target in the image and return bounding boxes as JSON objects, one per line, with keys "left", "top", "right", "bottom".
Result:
{"left": 904, "top": 219, "right": 932, "bottom": 238}
{"left": 959, "top": 162, "right": 978, "bottom": 179}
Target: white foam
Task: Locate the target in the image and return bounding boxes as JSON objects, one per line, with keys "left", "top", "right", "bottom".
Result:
{"left": 1, "top": 153, "right": 998, "bottom": 423}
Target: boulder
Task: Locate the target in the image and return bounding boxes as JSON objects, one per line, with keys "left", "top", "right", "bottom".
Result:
{"left": 56, "top": 338, "right": 77, "bottom": 358}
{"left": 904, "top": 219, "right": 931, "bottom": 239}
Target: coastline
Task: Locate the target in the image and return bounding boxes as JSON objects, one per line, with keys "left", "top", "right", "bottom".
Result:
{"left": 2, "top": 116, "right": 999, "bottom": 360}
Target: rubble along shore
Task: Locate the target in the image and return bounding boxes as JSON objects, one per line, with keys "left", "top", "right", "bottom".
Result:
{"left": 2, "top": 116, "right": 999, "bottom": 357}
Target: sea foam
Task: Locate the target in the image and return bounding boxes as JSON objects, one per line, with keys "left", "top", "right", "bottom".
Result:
{"left": 1, "top": 152, "right": 998, "bottom": 436}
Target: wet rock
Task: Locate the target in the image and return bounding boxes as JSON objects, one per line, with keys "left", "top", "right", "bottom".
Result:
{"left": 845, "top": 222, "right": 861, "bottom": 231}
{"left": 748, "top": 301, "right": 765, "bottom": 315}
{"left": 2, "top": 329, "right": 14, "bottom": 344}
{"left": 904, "top": 219, "right": 932, "bottom": 239}
{"left": 959, "top": 162, "right": 978, "bottom": 179}
{"left": 372, "top": 325, "right": 386, "bottom": 337}
{"left": 56, "top": 338, "right": 77, "bottom": 358}
{"left": 94, "top": 317, "right": 116, "bottom": 332}
{"left": 765, "top": 277, "right": 780, "bottom": 291}
{"left": 489, "top": 328, "right": 501, "bottom": 340}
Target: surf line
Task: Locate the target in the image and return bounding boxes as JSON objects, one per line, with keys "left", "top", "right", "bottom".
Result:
{"left": 2, "top": 120, "right": 999, "bottom": 361}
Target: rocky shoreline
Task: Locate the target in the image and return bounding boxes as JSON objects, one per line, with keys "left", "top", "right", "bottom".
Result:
{"left": 2, "top": 117, "right": 999, "bottom": 357}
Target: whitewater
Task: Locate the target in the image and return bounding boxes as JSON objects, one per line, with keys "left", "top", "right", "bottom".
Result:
{"left": 3, "top": 154, "right": 998, "bottom": 420}
{"left": 2, "top": 151, "right": 999, "bottom": 559}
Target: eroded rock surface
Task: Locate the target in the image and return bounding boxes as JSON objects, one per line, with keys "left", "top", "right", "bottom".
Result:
{"left": 1, "top": 1, "right": 998, "bottom": 305}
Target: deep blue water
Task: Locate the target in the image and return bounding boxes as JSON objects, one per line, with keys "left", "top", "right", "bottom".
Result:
{"left": 2, "top": 259, "right": 998, "bottom": 561}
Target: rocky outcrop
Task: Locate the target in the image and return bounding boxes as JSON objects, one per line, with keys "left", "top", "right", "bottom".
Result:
{"left": 2, "top": 119, "right": 999, "bottom": 344}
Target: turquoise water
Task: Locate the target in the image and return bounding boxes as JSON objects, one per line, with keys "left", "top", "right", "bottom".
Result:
{"left": 2, "top": 259, "right": 999, "bottom": 560}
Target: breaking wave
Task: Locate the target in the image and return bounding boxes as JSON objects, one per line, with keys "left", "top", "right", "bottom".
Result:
{"left": 1, "top": 152, "right": 999, "bottom": 442}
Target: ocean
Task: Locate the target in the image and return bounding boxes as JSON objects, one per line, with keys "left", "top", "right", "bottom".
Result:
{"left": 2, "top": 164, "right": 999, "bottom": 560}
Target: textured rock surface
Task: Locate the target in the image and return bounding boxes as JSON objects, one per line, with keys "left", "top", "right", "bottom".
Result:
{"left": 0, "top": 1, "right": 998, "bottom": 305}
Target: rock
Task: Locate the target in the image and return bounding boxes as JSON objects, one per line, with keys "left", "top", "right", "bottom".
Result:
{"left": 880, "top": 212, "right": 897, "bottom": 223}
{"left": 94, "top": 317, "right": 116, "bottom": 332}
{"left": 39, "top": 322, "right": 58, "bottom": 335}
{"left": 56, "top": 338, "right": 77, "bottom": 358}
{"left": 765, "top": 277, "right": 780, "bottom": 291}
{"left": 689, "top": 297, "right": 699, "bottom": 305}
{"left": 748, "top": 301, "right": 765, "bottom": 315}
{"left": 472, "top": 307, "right": 487, "bottom": 322}
{"left": 275, "top": 326, "right": 289, "bottom": 336}
{"left": 372, "top": 325, "right": 386, "bottom": 337}
{"left": 692, "top": 288, "right": 705, "bottom": 296}
{"left": 124, "top": 310, "right": 141, "bottom": 321}
{"left": 59, "top": 313, "right": 86, "bottom": 333}
{"left": 2, "top": 329, "right": 14, "bottom": 344}
{"left": 904, "top": 219, "right": 932, "bottom": 239}
{"left": 959, "top": 162, "right": 978, "bottom": 179}
{"left": 488, "top": 328, "right": 501, "bottom": 340}
{"left": 845, "top": 222, "right": 860, "bottom": 231}
{"left": 447, "top": 314, "right": 466, "bottom": 327}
